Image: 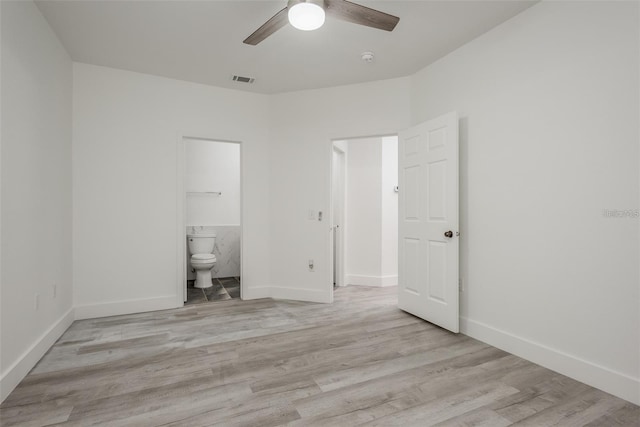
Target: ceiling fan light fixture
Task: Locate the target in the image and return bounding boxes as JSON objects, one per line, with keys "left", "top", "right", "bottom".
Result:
{"left": 288, "top": 0, "right": 325, "bottom": 31}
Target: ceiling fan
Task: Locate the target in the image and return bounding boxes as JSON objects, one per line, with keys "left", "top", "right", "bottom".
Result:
{"left": 243, "top": 0, "right": 400, "bottom": 45}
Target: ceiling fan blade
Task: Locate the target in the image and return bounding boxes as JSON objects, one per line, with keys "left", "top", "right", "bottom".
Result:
{"left": 243, "top": 7, "right": 289, "bottom": 45}
{"left": 325, "top": 0, "right": 399, "bottom": 32}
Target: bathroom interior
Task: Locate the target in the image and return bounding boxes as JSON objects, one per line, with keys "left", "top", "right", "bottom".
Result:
{"left": 185, "top": 138, "right": 241, "bottom": 305}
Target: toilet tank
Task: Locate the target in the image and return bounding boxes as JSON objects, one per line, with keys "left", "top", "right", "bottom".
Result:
{"left": 187, "top": 233, "right": 216, "bottom": 254}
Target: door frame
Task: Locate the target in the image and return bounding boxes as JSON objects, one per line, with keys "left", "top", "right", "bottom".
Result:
{"left": 332, "top": 143, "right": 346, "bottom": 287}
{"left": 176, "top": 134, "right": 244, "bottom": 307}
{"left": 328, "top": 133, "right": 398, "bottom": 299}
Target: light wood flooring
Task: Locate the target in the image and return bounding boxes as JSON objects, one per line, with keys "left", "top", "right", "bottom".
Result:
{"left": 1, "top": 286, "right": 638, "bottom": 426}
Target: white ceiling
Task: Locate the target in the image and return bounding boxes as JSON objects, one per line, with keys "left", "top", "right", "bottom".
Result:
{"left": 36, "top": 0, "right": 537, "bottom": 94}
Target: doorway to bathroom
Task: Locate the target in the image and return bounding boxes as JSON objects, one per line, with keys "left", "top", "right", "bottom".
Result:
{"left": 330, "top": 136, "right": 399, "bottom": 293}
{"left": 180, "top": 137, "right": 242, "bottom": 305}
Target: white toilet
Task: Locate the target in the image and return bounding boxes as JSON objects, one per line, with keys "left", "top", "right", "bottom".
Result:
{"left": 187, "top": 232, "right": 217, "bottom": 289}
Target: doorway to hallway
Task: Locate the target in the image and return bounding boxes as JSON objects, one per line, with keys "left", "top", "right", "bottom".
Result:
{"left": 330, "top": 136, "right": 399, "bottom": 292}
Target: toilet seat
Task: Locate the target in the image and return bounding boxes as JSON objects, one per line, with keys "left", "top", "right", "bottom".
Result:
{"left": 191, "top": 253, "right": 216, "bottom": 262}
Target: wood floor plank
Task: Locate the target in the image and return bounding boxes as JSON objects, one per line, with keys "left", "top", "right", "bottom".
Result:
{"left": 511, "top": 388, "right": 630, "bottom": 426}
{"left": 1, "top": 286, "right": 637, "bottom": 426}
{"left": 0, "top": 401, "right": 73, "bottom": 427}
{"left": 292, "top": 347, "right": 515, "bottom": 420}
{"left": 312, "top": 338, "right": 488, "bottom": 392}
{"left": 584, "top": 402, "right": 640, "bottom": 426}
{"left": 66, "top": 378, "right": 251, "bottom": 425}
{"left": 431, "top": 408, "right": 513, "bottom": 427}
{"left": 361, "top": 382, "right": 520, "bottom": 426}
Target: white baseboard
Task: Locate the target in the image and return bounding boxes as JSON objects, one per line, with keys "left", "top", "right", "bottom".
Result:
{"left": 380, "top": 275, "right": 398, "bottom": 287}
{"left": 271, "top": 286, "right": 331, "bottom": 303}
{"left": 346, "top": 274, "right": 398, "bottom": 287}
{"left": 243, "top": 286, "right": 331, "bottom": 303}
{"left": 0, "top": 307, "right": 74, "bottom": 403}
{"left": 242, "top": 286, "right": 272, "bottom": 300}
{"left": 74, "top": 295, "right": 177, "bottom": 320}
{"left": 461, "top": 317, "right": 640, "bottom": 405}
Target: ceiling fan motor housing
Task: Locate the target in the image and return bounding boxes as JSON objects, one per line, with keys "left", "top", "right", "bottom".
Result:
{"left": 287, "top": 0, "right": 326, "bottom": 31}
{"left": 287, "top": 0, "right": 326, "bottom": 9}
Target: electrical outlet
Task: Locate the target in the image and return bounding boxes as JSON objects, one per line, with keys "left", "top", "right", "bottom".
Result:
{"left": 52, "top": 283, "right": 57, "bottom": 298}
{"left": 308, "top": 259, "right": 314, "bottom": 271}
{"left": 459, "top": 278, "right": 464, "bottom": 292}
{"left": 35, "top": 293, "right": 40, "bottom": 310}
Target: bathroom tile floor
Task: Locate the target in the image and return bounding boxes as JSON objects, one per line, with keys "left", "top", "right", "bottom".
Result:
{"left": 186, "top": 277, "right": 240, "bottom": 305}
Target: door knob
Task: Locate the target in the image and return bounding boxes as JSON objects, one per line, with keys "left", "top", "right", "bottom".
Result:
{"left": 444, "top": 230, "right": 453, "bottom": 238}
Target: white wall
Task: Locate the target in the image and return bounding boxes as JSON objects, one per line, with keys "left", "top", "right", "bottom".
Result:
{"left": 72, "top": 64, "right": 271, "bottom": 316}
{"left": 344, "top": 136, "right": 398, "bottom": 286}
{"left": 411, "top": 1, "right": 639, "bottom": 403}
{"left": 346, "top": 138, "right": 383, "bottom": 282}
{"left": 345, "top": 136, "right": 398, "bottom": 286}
{"left": 72, "top": 68, "right": 410, "bottom": 310}
{"left": 267, "top": 78, "right": 411, "bottom": 302}
{"left": 0, "top": 1, "right": 73, "bottom": 401}
{"left": 185, "top": 139, "right": 240, "bottom": 226}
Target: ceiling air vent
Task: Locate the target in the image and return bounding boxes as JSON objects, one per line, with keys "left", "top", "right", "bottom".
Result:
{"left": 232, "top": 75, "right": 255, "bottom": 84}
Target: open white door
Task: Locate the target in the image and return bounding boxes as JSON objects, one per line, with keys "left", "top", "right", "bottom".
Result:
{"left": 398, "top": 112, "right": 459, "bottom": 333}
